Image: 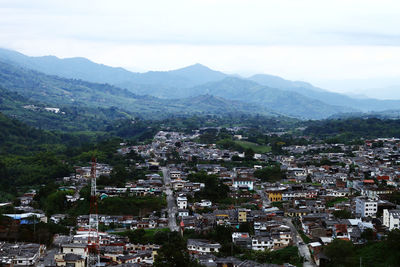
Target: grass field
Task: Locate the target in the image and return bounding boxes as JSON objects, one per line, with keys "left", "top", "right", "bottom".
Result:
{"left": 234, "top": 140, "right": 271, "bottom": 153}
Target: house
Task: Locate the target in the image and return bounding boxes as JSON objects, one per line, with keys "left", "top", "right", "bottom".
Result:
{"left": 252, "top": 236, "right": 273, "bottom": 251}
{"left": 50, "top": 214, "right": 67, "bottom": 224}
{"left": 0, "top": 243, "right": 46, "bottom": 267}
{"left": 333, "top": 224, "right": 350, "bottom": 240}
{"left": 178, "top": 209, "right": 189, "bottom": 217}
{"left": 232, "top": 232, "right": 252, "bottom": 249}
{"left": 61, "top": 243, "right": 87, "bottom": 257}
{"left": 187, "top": 239, "right": 221, "bottom": 254}
{"left": 238, "top": 209, "right": 247, "bottom": 223}
{"left": 170, "top": 170, "right": 182, "bottom": 179}
{"left": 196, "top": 200, "right": 212, "bottom": 208}
{"left": 54, "top": 253, "right": 85, "bottom": 267}
{"left": 267, "top": 190, "right": 283, "bottom": 202}
{"left": 172, "top": 179, "right": 187, "bottom": 191}
{"left": 355, "top": 197, "right": 377, "bottom": 218}
{"left": 177, "top": 195, "right": 188, "bottom": 209}
{"left": 383, "top": 209, "right": 400, "bottom": 230}
{"left": 233, "top": 177, "right": 254, "bottom": 190}
{"left": 285, "top": 208, "right": 309, "bottom": 217}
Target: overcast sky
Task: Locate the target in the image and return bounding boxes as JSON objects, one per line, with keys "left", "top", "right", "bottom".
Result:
{"left": 1, "top": 0, "right": 400, "bottom": 95}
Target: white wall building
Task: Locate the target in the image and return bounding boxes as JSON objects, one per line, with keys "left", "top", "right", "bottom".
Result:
{"left": 187, "top": 239, "right": 221, "bottom": 254}
{"left": 355, "top": 198, "right": 377, "bottom": 218}
{"left": 383, "top": 209, "right": 400, "bottom": 230}
{"left": 233, "top": 178, "right": 254, "bottom": 190}
{"left": 252, "top": 236, "right": 274, "bottom": 251}
{"left": 177, "top": 195, "right": 187, "bottom": 209}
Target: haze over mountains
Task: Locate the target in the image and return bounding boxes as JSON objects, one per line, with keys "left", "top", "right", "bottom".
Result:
{"left": 1, "top": 47, "right": 400, "bottom": 122}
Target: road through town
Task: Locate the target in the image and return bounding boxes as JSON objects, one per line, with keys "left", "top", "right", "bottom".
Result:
{"left": 162, "top": 167, "right": 179, "bottom": 232}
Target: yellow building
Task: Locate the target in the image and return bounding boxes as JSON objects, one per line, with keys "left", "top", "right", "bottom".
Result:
{"left": 267, "top": 190, "right": 283, "bottom": 202}
{"left": 238, "top": 209, "right": 247, "bottom": 223}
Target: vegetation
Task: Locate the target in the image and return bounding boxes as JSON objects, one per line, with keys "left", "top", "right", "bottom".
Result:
{"left": 117, "top": 228, "right": 171, "bottom": 245}
{"left": 304, "top": 118, "right": 400, "bottom": 142}
{"left": 241, "top": 246, "right": 302, "bottom": 266}
{"left": 323, "top": 230, "right": 400, "bottom": 267}
{"left": 154, "top": 232, "right": 203, "bottom": 267}
{"left": 254, "top": 164, "right": 286, "bottom": 182}
{"left": 188, "top": 171, "right": 230, "bottom": 203}
{"left": 326, "top": 197, "right": 349, "bottom": 207}
{"left": 0, "top": 215, "right": 68, "bottom": 245}
{"left": 332, "top": 209, "right": 352, "bottom": 219}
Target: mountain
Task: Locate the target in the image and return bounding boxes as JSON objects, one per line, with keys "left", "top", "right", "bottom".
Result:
{"left": 249, "top": 74, "right": 324, "bottom": 92}
{"left": 0, "top": 60, "right": 281, "bottom": 127}
{"left": 0, "top": 87, "right": 135, "bottom": 131}
{"left": 0, "top": 48, "right": 227, "bottom": 98}
{"left": 183, "top": 77, "right": 356, "bottom": 119}
{"left": 248, "top": 74, "right": 400, "bottom": 112}
{"left": 3, "top": 47, "right": 400, "bottom": 118}
{"left": 171, "top": 94, "right": 281, "bottom": 116}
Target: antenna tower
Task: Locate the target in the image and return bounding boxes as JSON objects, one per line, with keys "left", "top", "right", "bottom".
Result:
{"left": 87, "top": 157, "right": 100, "bottom": 266}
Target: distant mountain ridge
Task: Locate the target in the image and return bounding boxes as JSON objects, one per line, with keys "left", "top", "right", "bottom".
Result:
{"left": 0, "top": 48, "right": 227, "bottom": 98}
{"left": 2, "top": 47, "right": 400, "bottom": 119}
{"left": 0, "top": 60, "right": 284, "bottom": 125}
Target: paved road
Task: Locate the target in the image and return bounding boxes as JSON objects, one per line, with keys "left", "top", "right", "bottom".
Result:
{"left": 38, "top": 248, "right": 57, "bottom": 267}
{"left": 256, "top": 187, "right": 270, "bottom": 209}
{"left": 284, "top": 218, "right": 316, "bottom": 267}
{"left": 162, "top": 167, "right": 179, "bottom": 232}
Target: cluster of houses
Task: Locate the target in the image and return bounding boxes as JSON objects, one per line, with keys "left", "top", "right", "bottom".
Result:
{"left": 3, "top": 129, "right": 400, "bottom": 266}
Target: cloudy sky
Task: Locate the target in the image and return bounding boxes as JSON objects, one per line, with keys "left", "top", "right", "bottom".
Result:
{"left": 1, "top": 0, "right": 400, "bottom": 96}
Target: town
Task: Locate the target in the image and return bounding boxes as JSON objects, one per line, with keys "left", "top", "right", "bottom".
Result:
{"left": 1, "top": 127, "right": 400, "bottom": 267}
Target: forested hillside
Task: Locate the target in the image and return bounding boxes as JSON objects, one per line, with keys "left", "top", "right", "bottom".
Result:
{"left": 304, "top": 118, "right": 400, "bottom": 141}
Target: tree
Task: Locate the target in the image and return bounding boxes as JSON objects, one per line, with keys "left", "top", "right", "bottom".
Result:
{"left": 154, "top": 232, "right": 202, "bottom": 267}
{"left": 360, "top": 228, "right": 375, "bottom": 242}
{"left": 254, "top": 165, "right": 286, "bottom": 182}
{"left": 244, "top": 148, "right": 255, "bottom": 161}
{"left": 324, "top": 239, "right": 356, "bottom": 267}
{"left": 332, "top": 209, "right": 351, "bottom": 219}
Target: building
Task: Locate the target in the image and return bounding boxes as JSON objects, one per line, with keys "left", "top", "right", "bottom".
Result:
{"left": 232, "top": 232, "right": 252, "bottom": 249}
{"left": 233, "top": 178, "right": 254, "bottom": 190}
{"left": 177, "top": 195, "right": 188, "bottom": 209}
{"left": 0, "top": 243, "right": 45, "bottom": 267}
{"left": 355, "top": 198, "right": 377, "bottom": 218}
{"left": 383, "top": 209, "right": 400, "bottom": 230}
{"left": 238, "top": 209, "right": 247, "bottom": 223}
{"left": 267, "top": 190, "right": 283, "bottom": 202}
{"left": 54, "top": 253, "right": 85, "bottom": 267}
{"left": 187, "top": 239, "right": 221, "bottom": 255}
{"left": 252, "top": 236, "right": 274, "bottom": 251}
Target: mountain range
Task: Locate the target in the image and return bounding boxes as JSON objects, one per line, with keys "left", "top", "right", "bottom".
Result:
{"left": 1, "top": 47, "right": 400, "bottom": 124}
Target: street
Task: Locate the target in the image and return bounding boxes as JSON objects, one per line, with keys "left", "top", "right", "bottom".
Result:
{"left": 256, "top": 187, "right": 270, "bottom": 209}
{"left": 162, "top": 167, "right": 179, "bottom": 232}
{"left": 284, "top": 218, "right": 316, "bottom": 267}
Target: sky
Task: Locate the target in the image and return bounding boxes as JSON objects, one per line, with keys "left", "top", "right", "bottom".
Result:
{"left": 1, "top": 0, "right": 400, "bottom": 97}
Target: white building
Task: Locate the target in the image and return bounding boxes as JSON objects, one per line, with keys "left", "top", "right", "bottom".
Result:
{"left": 355, "top": 198, "right": 377, "bottom": 218}
{"left": 197, "top": 200, "right": 212, "bottom": 207}
{"left": 177, "top": 195, "right": 187, "bottom": 209}
{"left": 383, "top": 209, "right": 400, "bottom": 230}
{"left": 187, "top": 239, "right": 221, "bottom": 254}
{"left": 233, "top": 178, "right": 254, "bottom": 190}
{"left": 252, "top": 236, "right": 273, "bottom": 251}
{"left": 170, "top": 171, "right": 182, "bottom": 179}
{"left": 178, "top": 209, "right": 189, "bottom": 217}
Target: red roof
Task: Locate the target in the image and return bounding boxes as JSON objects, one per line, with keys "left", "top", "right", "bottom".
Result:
{"left": 363, "top": 179, "right": 375, "bottom": 184}
{"left": 377, "top": 176, "right": 390, "bottom": 181}
{"left": 335, "top": 224, "right": 348, "bottom": 233}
